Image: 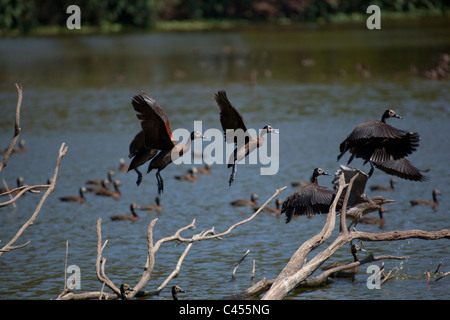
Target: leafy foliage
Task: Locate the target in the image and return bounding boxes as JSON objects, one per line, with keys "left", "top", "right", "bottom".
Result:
{"left": 0, "top": 0, "right": 448, "bottom": 33}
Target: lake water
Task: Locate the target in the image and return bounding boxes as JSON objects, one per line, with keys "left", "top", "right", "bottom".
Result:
{"left": 0, "top": 18, "right": 449, "bottom": 300}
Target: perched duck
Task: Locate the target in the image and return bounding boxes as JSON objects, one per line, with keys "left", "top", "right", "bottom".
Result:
{"left": 59, "top": 187, "right": 87, "bottom": 203}
{"left": 333, "top": 165, "right": 395, "bottom": 229}
{"left": 410, "top": 189, "right": 440, "bottom": 208}
{"left": 338, "top": 109, "right": 426, "bottom": 181}
{"left": 214, "top": 90, "right": 278, "bottom": 186}
{"left": 111, "top": 203, "right": 139, "bottom": 221}
{"left": 370, "top": 178, "right": 397, "bottom": 191}
{"left": 139, "top": 197, "right": 163, "bottom": 212}
{"left": 322, "top": 243, "right": 366, "bottom": 278}
{"left": 281, "top": 168, "right": 335, "bottom": 223}
{"left": 172, "top": 285, "right": 186, "bottom": 300}
{"left": 231, "top": 193, "right": 258, "bottom": 207}
{"left": 119, "top": 283, "right": 134, "bottom": 300}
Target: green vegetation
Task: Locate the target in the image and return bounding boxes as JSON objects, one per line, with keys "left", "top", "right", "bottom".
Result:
{"left": 1, "top": 0, "right": 449, "bottom": 35}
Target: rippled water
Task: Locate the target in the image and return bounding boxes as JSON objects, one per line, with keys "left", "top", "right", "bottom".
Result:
{"left": 0, "top": 18, "right": 449, "bottom": 300}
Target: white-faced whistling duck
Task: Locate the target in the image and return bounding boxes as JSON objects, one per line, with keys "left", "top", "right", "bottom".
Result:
{"left": 0, "top": 177, "right": 24, "bottom": 194}
{"left": 127, "top": 129, "right": 158, "bottom": 185}
{"left": 214, "top": 90, "right": 278, "bottom": 186}
{"left": 59, "top": 187, "right": 87, "bottom": 203}
{"left": 175, "top": 167, "right": 198, "bottom": 182}
{"left": 119, "top": 283, "right": 134, "bottom": 300}
{"left": 16, "top": 176, "right": 25, "bottom": 188}
{"left": 139, "top": 197, "right": 163, "bottom": 212}
{"left": 197, "top": 163, "right": 212, "bottom": 174}
{"left": 172, "top": 285, "right": 185, "bottom": 300}
{"left": 337, "top": 109, "right": 426, "bottom": 181}
{"left": 281, "top": 168, "right": 335, "bottom": 223}
{"left": 11, "top": 139, "right": 26, "bottom": 153}
{"left": 85, "top": 179, "right": 108, "bottom": 193}
{"left": 130, "top": 92, "right": 204, "bottom": 195}
{"left": 360, "top": 207, "right": 387, "bottom": 225}
{"left": 86, "top": 170, "right": 115, "bottom": 186}
{"left": 370, "top": 178, "right": 397, "bottom": 191}
{"left": 118, "top": 158, "right": 129, "bottom": 172}
{"left": 333, "top": 165, "right": 395, "bottom": 230}
{"left": 410, "top": 189, "right": 440, "bottom": 208}
{"left": 111, "top": 203, "right": 139, "bottom": 221}
{"left": 322, "top": 243, "right": 366, "bottom": 278}
{"left": 1, "top": 139, "right": 26, "bottom": 154}
{"left": 231, "top": 193, "right": 258, "bottom": 207}
{"left": 95, "top": 180, "right": 121, "bottom": 199}
{"left": 254, "top": 198, "right": 283, "bottom": 215}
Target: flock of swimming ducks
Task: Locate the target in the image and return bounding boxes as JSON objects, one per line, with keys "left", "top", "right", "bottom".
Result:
{"left": 2, "top": 90, "right": 441, "bottom": 225}
{"left": 1, "top": 89, "right": 442, "bottom": 295}
{"left": 19, "top": 89, "right": 435, "bottom": 225}
{"left": 57, "top": 165, "right": 164, "bottom": 220}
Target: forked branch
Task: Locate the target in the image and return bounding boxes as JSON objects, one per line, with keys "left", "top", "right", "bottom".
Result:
{"left": 261, "top": 171, "right": 450, "bottom": 300}
{"left": 0, "top": 143, "right": 68, "bottom": 257}
{"left": 0, "top": 83, "right": 22, "bottom": 172}
{"left": 57, "top": 186, "right": 287, "bottom": 300}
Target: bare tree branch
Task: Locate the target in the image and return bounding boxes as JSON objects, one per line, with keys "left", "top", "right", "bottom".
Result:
{"left": 262, "top": 172, "right": 450, "bottom": 300}
{"left": 435, "top": 271, "right": 450, "bottom": 282}
{"left": 0, "top": 143, "right": 68, "bottom": 257}
{"left": 95, "top": 218, "right": 120, "bottom": 297}
{"left": 57, "top": 187, "right": 287, "bottom": 300}
{"left": 1, "top": 178, "right": 16, "bottom": 209}
{"left": 300, "top": 254, "right": 408, "bottom": 288}
{"left": 0, "top": 83, "right": 22, "bottom": 172}
{"left": 264, "top": 174, "right": 350, "bottom": 297}
{"left": 0, "top": 185, "right": 50, "bottom": 208}
{"left": 232, "top": 249, "right": 250, "bottom": 280}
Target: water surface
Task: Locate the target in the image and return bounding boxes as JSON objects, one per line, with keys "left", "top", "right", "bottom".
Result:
{"left": 0, "top": 18, "right": 449, "bottom": 300}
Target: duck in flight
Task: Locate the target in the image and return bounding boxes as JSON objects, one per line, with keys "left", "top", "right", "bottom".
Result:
{"left": 214, "top": 90, "right": 278, "bottom": 186}
{"left": 338, "top": 109, "right": 426, "bottom": 181}
{"left": 129, "top": 92, "right": 204, "bottom": 195}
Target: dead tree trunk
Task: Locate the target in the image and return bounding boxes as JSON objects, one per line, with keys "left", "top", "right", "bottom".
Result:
{"left": 261, "top": 174, "right": 450, "bottom": 300}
